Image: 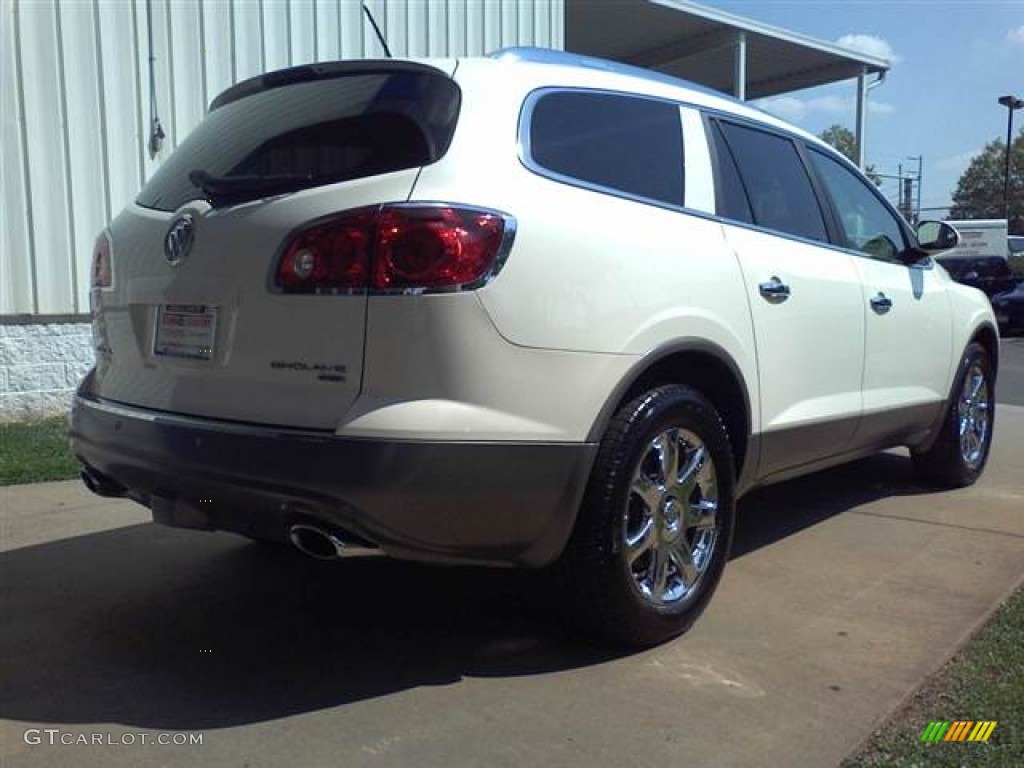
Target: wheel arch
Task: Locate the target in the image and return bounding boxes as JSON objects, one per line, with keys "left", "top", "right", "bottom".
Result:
{"left": 586, "top": 340, "right": 755, "bottom": 489}
{"left": 970, "top": 322, "right": 999, "bottom": 374}
{"left": 912, "top": 322, "right": 999, "bottom": 455}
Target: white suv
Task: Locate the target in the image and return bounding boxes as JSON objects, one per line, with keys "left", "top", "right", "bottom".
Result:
{"left": 72, "top": 48, "right": 999, "bottom": 646}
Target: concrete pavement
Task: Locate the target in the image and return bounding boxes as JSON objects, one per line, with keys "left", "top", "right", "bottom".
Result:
{"left": 2, "top": 408, "right": 1022, "bottom": 767}
{"left": 997, "top": 334, "right": 1024, "bottom": 406}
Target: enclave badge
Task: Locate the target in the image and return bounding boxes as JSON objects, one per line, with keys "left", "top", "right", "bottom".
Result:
{"left": 164, "top": 214, "right": 196, "bottom": 266}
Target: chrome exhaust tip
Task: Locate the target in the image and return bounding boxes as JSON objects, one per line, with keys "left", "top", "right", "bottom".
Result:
{"left": 288, "top": 523, "right": 347, "bottom": 560}
{"left": 80, "top": 467, "right": 127, "bottom": 498}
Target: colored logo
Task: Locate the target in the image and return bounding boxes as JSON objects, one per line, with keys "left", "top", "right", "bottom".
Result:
{"left": 920, "top": 720, "right": 997, "bottom": 742}
{"left": 164, "top": 214, "right": 196, "bottom": 266}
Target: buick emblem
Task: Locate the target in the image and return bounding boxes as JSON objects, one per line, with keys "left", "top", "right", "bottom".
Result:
{"left": 164, "top": 214, "right": 195, "bottom": 266}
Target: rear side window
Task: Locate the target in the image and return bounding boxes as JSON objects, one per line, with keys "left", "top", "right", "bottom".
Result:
{"left": 527, "top": 91, "right": 684, "bottom": 207}
{"left": 716, "top": 121, "right": 828, "bottom": 242}
{"left": 137, "top": 69, "right": 460, "bottom": 211}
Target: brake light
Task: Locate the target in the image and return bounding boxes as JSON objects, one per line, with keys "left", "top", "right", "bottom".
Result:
{"left": 91, "top": 231, "right": 112, "bottom": 288}
{"left": 373, "top": 206, "right": 506, "bottom": 290}
{"left": 275, "top": 205, "right": 512, "bottom": 294}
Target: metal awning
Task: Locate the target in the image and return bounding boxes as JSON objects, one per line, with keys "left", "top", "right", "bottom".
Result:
{"left": 564, "top": 0, "right": 891, "bottom": 166}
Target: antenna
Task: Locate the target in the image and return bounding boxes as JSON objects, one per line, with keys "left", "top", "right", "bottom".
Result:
{"left": 362, "top": 4, "right": 392, "bottom": 58}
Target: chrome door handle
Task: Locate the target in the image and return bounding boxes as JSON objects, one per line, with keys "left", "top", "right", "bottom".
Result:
{"left": 870, "top": 292, "right": 893, "bottom": 314}
{"left": 758, "top": 276, "right": 791, "bottom": 303}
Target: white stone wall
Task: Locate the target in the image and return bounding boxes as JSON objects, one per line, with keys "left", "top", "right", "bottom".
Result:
{"left": 0, "top": 323, "right": 93, "bottom": 421}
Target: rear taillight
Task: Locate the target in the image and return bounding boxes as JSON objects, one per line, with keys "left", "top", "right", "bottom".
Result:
{"left": 373, "top": 206, "right": 507, "bottom": 291}
{"left": 275, "top": 204, "right": 513, "bottom": 294}
{"left": 276, "top": 209, "right": 373, "bottom": 293}
{"left": 91, "top": 231, "right": 112, "bottom": 288}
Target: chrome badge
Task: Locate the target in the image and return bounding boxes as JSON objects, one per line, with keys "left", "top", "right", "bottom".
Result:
{"left": 164, "top": 214, "right": 196, "bottom": 266}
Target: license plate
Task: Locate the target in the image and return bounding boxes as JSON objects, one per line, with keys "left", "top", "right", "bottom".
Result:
{"left": 154, "top": 304, "right": 217, "bottom": 360}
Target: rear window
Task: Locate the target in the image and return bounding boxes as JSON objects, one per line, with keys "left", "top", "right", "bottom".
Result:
{"left": 136, "top": 68, "right": 460, "bottom": 211}
{"left": 526, "top": 90, "right": 684, "bottom": 207}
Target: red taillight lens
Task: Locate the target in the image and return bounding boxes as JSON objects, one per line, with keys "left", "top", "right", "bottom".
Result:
{"left": 373, "top": 207, "right": 506, "bottom": 291}
{"left": 274, "top": 205, "right": 511, "bottom": 294}
{"left": 276, "top": 208, "right": 373, "bottom": 294}
{"left": 91, "top": 231, "right": 112, "bottom": 288}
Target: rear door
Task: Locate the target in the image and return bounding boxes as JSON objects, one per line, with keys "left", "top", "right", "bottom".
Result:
{"left": 93, "top": 64, "right": 459, "bottom": 430}
{"left": 709, "top": 119, "right": 865, "bottom": 477}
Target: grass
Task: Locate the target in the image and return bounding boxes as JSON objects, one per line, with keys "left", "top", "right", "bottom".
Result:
{"left": 843, "top": 586, "right": 1024, "bottom": 768}
{"left": 0, "top": 416, "right": 81, "bottom": 486}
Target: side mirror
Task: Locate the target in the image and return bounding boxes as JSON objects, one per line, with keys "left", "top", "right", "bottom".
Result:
{"left": 916, "top": 220, "right": 959, "bottom": 253}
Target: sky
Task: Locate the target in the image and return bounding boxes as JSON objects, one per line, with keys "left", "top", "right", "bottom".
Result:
{"left": 702, "top": 0, "right": 1024, "bottom": 214}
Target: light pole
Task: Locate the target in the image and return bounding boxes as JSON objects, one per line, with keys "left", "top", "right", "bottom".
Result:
{"left": 997, "top": 95, "right": 1023, "bottom": 222}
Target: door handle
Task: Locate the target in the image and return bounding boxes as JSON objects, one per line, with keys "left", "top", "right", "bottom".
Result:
{"left": 758, "top": 276, "right": 791, "bottom": 303}
{"left": 870, "top": 292, "right": 893, "bottom": 314}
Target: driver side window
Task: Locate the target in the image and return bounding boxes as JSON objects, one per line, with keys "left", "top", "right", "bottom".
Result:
{"left": 808, "top": 148, "right": 908, "bottom": 263}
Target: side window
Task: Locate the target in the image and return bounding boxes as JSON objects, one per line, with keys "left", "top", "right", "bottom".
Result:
{"left": 808, "top": 148, "right": 908, "bottom": 263}
{"left": 528, "top": 91, "right": 684, "bottom": 206}
{"left": 708, "top": 120, "right": 754, "bottom": 224}
{"left": 717, "top": 121, "right": 829, "bottom": 242}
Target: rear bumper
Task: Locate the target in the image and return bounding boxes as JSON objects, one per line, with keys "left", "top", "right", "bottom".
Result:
{"left": 70, "top": 394, "right": 597, "bottom": 567}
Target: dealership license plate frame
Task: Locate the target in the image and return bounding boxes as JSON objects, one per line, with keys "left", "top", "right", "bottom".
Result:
{"left": 154, "top": 304, "right": 218, "bottom": 361}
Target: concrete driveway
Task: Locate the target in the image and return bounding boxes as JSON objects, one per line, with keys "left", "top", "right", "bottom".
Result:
{"left": 2, "top": 344, "right": 1022, "bottom": 768}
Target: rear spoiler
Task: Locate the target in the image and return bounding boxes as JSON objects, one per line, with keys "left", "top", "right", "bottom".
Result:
{"left": 209, "top": 60, "right": 449, "bottom": 112}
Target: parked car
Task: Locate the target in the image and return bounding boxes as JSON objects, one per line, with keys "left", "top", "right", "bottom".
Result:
{"left": 935, "top": 255, "right": 1018, "bottom": 298}
{"left": 71, "top": 48, "right": 999, "bottom": 646}
{"left": 991, "top": 281, "right": 1024, "bottom": 333}
{"left": 1008, "top": 235, "right": 1024, "bottom": 257}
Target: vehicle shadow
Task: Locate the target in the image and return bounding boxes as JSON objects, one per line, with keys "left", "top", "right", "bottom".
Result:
{"left": 0, "top": 451, "right": 939, "bottom": 731}
{"left": 731, "top": 450, "right": 935, "bottom": 558}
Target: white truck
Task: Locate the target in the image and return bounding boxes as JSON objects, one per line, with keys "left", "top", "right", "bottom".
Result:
{"left": 943, "top": 219, "right": 1009, "bottom": 259}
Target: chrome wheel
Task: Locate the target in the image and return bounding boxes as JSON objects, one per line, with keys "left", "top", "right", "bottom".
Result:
{"left": 958, "top": 362, "right": 991, "bottom": 469}
{"left": 623, "top": 428, "right": 719, "bottom": 606}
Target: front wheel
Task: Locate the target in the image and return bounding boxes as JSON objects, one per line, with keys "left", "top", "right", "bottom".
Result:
{"left": 912, "top": 342, "right": 995, "bottom": 488}
{"left": 558, "top": 385, "right": 736, "bottom": 647}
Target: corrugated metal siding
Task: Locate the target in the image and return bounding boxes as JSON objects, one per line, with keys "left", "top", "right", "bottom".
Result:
{"left": 0, "top": 0, "right": 564, "bottom": 315}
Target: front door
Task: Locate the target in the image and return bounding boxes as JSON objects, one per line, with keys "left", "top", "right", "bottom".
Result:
{"left": 804, "top": 147, "right": 953, "bottom": 446}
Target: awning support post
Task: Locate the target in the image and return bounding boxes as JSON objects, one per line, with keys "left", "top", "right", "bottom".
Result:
{"left": 855, "top": 68, "right": 867, "bottom": 169}
{"left": 733, "top": 31, "right": 746, "bottom": 100}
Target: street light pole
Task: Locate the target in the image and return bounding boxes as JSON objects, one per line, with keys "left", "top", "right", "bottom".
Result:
{"left": 997, "top": 95, "right": 1023, "bottom": 222}
{"left": 907, "top": 155, "right": 923, "bottom": 224}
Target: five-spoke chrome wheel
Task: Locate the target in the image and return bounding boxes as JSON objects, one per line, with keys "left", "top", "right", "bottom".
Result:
{"left": 958, "top": 361, "right": 991, "bottom": 469}
{"left": 623, "top": 427, "right": 718, "bottom": 606}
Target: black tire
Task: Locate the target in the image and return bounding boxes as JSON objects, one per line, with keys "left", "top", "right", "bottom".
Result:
{"left": 912, "top": 342, "right": 995, "bottom": 488}
{"left": 558, "top": 384, "right": 736, "bottom": 647}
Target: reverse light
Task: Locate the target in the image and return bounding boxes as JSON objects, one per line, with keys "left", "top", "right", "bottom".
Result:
{"left": 275, "top": 204, "right": 514, "bottom": 294}
{"left": 91, "top": 231, "right": 112, "bottom": 288}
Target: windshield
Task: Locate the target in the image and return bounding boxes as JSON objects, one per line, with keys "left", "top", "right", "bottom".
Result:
{"left": 137, "top": 68, "right": 460, "bottom": 211}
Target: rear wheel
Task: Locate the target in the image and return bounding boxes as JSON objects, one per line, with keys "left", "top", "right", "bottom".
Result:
{"left": 558, "top": 385, "right": 736, "bottom": 647}
{"left": 913, "top": 342, "right": 995, "bottom": 488}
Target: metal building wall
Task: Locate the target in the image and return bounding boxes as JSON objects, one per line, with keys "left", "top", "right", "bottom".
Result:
{"left": 0, "top": 0, "right": 564, "bottom": 316}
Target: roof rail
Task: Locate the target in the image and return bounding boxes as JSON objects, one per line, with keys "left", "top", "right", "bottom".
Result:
{"left": 488, "top": 46, "right": 745, "bottom": 105}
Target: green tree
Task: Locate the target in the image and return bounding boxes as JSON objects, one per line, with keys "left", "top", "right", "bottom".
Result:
{"left": 818, "top": 124, "right": 881, "bottom": 185}
{"left": 949, "top": 130, "right": 1024, "bottom": 234}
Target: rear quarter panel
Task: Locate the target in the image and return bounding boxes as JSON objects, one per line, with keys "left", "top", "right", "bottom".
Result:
{"left": 411, "top": 60, "right": 760, "bottom": 433}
